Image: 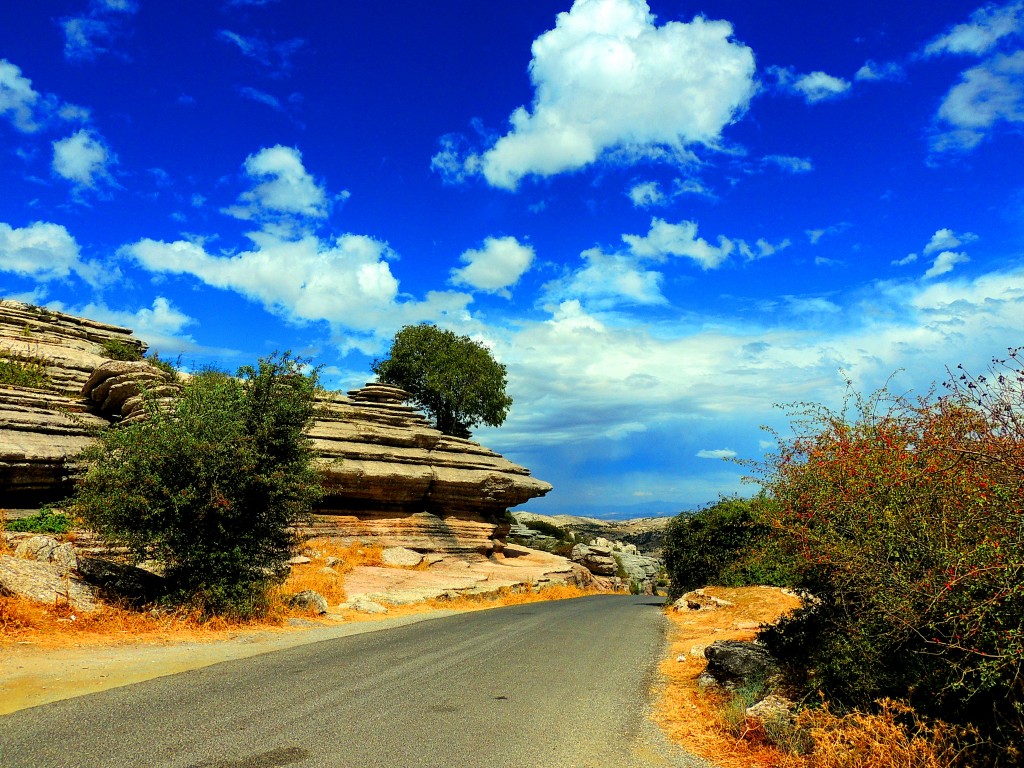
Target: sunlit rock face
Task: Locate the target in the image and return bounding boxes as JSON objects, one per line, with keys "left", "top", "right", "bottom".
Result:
{"left": 306, "top": 383, "right": 552, "bottom": 555}
{"left": 0, "top": 301, "right": 552, "bottom": 550}
{"left": 0, "top": 300, "right": 147, "bottom": 504}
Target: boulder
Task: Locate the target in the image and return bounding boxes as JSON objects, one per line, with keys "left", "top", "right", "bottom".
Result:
{"left": 75, "top": 556, "right": 165, "bottom": 605}
{"left": 570, "top": 543, "right": 617, "bottom": 576}
{"left": 0, "top": 554, "right": 100, "bottom": 612}
{"left": 674, "top": 589, "right": 735, "bottom": 611}
{"left": 746, "top": 695, "right": 795, "bottom": 727}
{"left": 381, "top": 547, "right": 424, "bottom": 567}
{"left": 701, "top": 640, "right": 781, "bottom": 689}
{"left": 349, "top": 597, "right": 388, "bottom": 614}
{"left": 13, "top": 535, "right": 78, "bottom": 571}
{"left": 285, "top": 590, "right": 328, "bottom": 614}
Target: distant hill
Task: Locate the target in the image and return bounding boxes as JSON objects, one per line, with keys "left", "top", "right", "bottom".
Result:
{"left": 511, "top": 511, "right": 674, "bottom": 556}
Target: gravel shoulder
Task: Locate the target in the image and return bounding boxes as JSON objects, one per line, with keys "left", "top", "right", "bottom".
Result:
{"left": 0, "top": 609, "right": 459, "bottom": 716}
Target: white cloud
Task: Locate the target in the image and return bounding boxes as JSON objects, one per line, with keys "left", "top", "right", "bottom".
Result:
{"left": 439, "top": 0, "right": 756, "bottom": 189}
{"left": 771, "top": 66, "right": 851, "bottom": 102}
{"left": 450, "top": 236, "right": 535, "bottom": 297}
{"left": 543, "top": 248, "right": 667, "bottom": 308}
{"left": 0, "top": 220, "right": 104, "bottom": 285}
{"left": 217, "top": 30, "right": 305, "bottom": 73}
{"left": 623, "top": 218, "right": 788, "bottom": 269}
{"left": 855, "top": 60, "right": 905, "bottom": 82}
{"left": 793, "top": 71, "right": 851, "bottom": 102}
{"left": 924, "top": 227, "right": 978, "bottom": 254}
{"left": 223, "top": 145, "right": 328, "bottom": 221}
{"left": 61, "top": 0, "right": 137, "bottom": 61}
{"left": 0, "top": 60, "right": 44, "bottom": 133}
{"left": 932, "top": 51, "right": 1024, "bottom": 151}
{"left": 52, "top": 129, "right": 115, "bottom": 189}
{"left": 628, "top": 181, "right": 665, "bottom": 207}
{"left": 696, "top": 448, "right": 736, "bottom": 459}
{"left": 59, "top": 296, "right": 197, "bottom": 351}
{"left": 924, "top": 250, "right": 970, "bottom": 278}
{"left": 806, "top": 223, "right": 851, "bottom": 245}
{"left": 924, "top": 1, "right": 1023, "bottom": 57}
{"left": 123, "top": 230, "right": 472, "bottom": 352}
{"left": 762, "top": 154, "right": 813, "bottom": 173}
{"left": 238, "top": 86, "right": 283, "bottom": 111}
{"left": 892, "top": 253, "right": 919, "bottom": 267}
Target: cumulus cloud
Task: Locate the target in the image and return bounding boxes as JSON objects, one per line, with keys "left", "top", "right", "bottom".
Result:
{"left": 223, "top": 145, "right": 328, "bottom": 221}
{"left": 61, "top": 0, "right": 138, "bottom": 61}
{"left": 436, "top": 0, "right": 756, "bottom": 189}
{"left": 624, "top": 218, "right": 789, "bottom": 269}
{"left": 0, "top": 220, "right": 104, "bottom": 285}
{"left": 59, "top": 296, "right": 198, "bottom": 351}
{"left": 924, "top": 250, "right": 970, "bottom": 278}
{"left": 543, "top": 248, "right": 667, "bottom": 308}
{"left": 855, "top": 60, "right": 905, "bottom": 82}
{"left": 892, "top": 253, "right": 919, "bottom": 267}
{"left": 450, "top": 236, "right": 535, "bottom": 297}
{"left": 0, "top": 60, "right": 46, "bottom": 133}
{"left": 924, "top": 1, "right": 1023, "bottom": 57}
{"left": 771, "top": 66, "right": 851, "bottom": 102}
{"left": 806, "top": 222, "right": 851, "bottom": 245}
{"left": 628, "top": 181, "right": 666, "bottom": 207}
{"left": 51, "top": 129, "right": 115, "bottom": 189}
{"left": 696, "top": 448, "right": 737, "bottom": 459}
{"left": 924, "top": 227, "right": 978, "bottom": 254}
{"left": 932, "top": 51, "right": 1024, "bottom": 151}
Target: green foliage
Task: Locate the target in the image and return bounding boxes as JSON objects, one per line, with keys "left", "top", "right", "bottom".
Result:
{"left": 5, "top": 506, "right": 73, "bottom": 533}
{"left": 145, "top": 351, "right": 178, "bottom": 378}
{"left": 100, "top": 338, "right": 144, "bottom": 361}
{"left": 753, "top": 358, "right": 1024, "bottom": 761}
{"left": 0, "top": 355, "right": 50, "bottom": 389}
{"left": 372, "top": 323, "right": 512, "bottom": 437}
{"left": 522, "top": 519, "right": 571, "bottom": 541}
{"left": 69, "top": 352, "right": 323, "bottom": 619}
{"left": 662, "top": 496, "right": 796, "bottom": 600}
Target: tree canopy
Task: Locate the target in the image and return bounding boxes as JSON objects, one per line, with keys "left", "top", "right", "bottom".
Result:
{"left": 70, "top": 353, "right": 323, "bottom": 618}
{"left": 372, "top": 324, "right": 512, "bottom": 437}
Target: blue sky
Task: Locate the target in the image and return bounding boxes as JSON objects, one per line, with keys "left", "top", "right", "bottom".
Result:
{"left": 2, "top": 0, "right": 1023, "bottom": 518}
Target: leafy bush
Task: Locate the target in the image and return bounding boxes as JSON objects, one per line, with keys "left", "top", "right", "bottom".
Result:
{"left": 145, "top": 352, "right": 178, "bottom": 378}
{"left": 662, "top": 496, "right": 796, "bottom": 599}
{"left": 521, "top": 519, "right": 571, "bottom": 541}
{"left": 5, "top": 507, "right": 73, "bottom": 534}
{"left": 69, "top": 352, "right": 323, "bottom": 619}
{"left": 100, "top": 338, "right": 143, "bottom": 361}
{"left": 754, "top": 360, "right": 1024, "bottom": 763}
{"left": 0, "top": 355, "right": 50, "bottom": 389}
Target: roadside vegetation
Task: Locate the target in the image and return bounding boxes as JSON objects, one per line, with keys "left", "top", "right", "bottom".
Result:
{"left": 661, "top": 350, "right": 1024, "bottom": 766}
{"left": 0, "top": 352, "right": 51, "bottom": 389}
{"left": 68, "top": 352, "right": 323, "bottom": 619}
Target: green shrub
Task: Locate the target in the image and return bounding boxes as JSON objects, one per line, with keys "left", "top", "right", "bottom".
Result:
{"left": 662, "top": 496, "right": 796, "bottom": 599}
{"left": 5, "top": 507, "right": 73, "bottom": 533}
{"left": 754, "top": 362, "right": 1024, "bottom": 763}
{"left": 145, "top": 352, "right": 178, "bottom": 378}
{"left": 100, "top": 338, "right": 143, "bottom": 361}
{"left": 521, "top": 519, "right": 572, "bottom": 541}
{"left": 0, "top": 356, "right": 50, "bottom": 389}
{"left": 68, "top": 352, "right": 323, "bottom": 619}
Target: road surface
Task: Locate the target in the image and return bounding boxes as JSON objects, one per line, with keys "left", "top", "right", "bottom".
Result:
{"left": 0, "top": 595, "right": 709, "bottom": 768}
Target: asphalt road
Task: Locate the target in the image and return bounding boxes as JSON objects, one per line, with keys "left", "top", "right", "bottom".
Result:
{"left": 0, "top": 596, "right": 709, "bottom": 768}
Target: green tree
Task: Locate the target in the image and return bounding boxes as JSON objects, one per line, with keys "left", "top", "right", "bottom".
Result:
{"left": 662, "top": 495, "right": 794, "bottom": 599}
{"left": 70, "top": 353, "right": 323, "bottom": 618}
{"left": 372, "top": 324, "right": 512, "bottom": 437}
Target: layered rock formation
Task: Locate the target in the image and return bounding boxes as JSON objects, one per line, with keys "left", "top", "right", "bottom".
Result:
{"left": 304, "top": 383, "right": 551, "bottom": 554}
{"left": 0, "top": 301, "right": 150, "bottom": 504}
{"left": 1, "top": 300, "right": 552, "bottom": 555}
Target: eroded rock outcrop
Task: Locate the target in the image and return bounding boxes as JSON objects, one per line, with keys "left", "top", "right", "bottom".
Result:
{"left": 0, "top": 301, "right": 149, "bottom": 504}
{"left": 304, "top": 383, "right": 551, "bottom": 554}
{"left": 1, "top": 301, "right": 552, "bottom": 556}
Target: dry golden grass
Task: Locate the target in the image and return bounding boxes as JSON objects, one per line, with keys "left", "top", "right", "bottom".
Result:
{"left": 654, "top": 586, "right": 803, "bottom": 768}
{"left": 794, "top": 700, "right": 973, "bottom": 768}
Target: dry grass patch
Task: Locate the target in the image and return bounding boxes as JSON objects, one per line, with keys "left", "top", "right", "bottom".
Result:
{"left": 655, "top": 586, "right": 802, "bottom": 768}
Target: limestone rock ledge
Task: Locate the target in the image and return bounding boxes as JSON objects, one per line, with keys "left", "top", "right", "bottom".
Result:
{"left": 305, "top": 383, "right": 552, "bottom": 554}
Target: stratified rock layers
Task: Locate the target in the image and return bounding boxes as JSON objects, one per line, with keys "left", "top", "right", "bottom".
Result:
{"left": 305, "top": 384, "right": 551, "bottom": 554}
{"left": 1, "top": 300, "right": 552, "bottom": 553}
